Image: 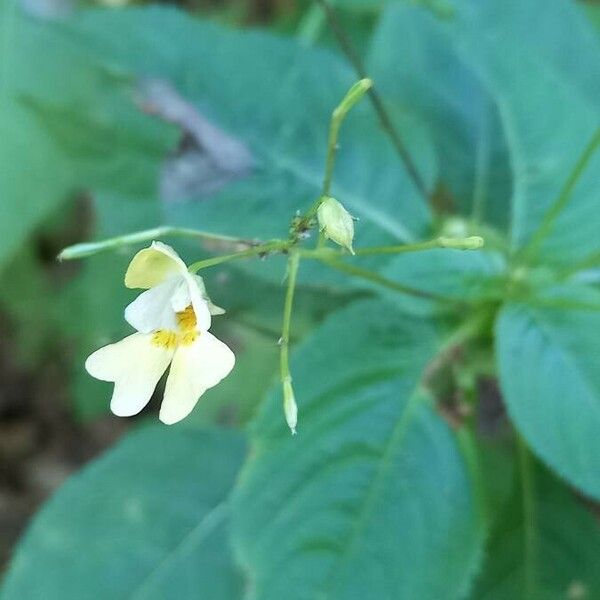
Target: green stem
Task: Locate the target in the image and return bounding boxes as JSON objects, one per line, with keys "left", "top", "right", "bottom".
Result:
{"left": 280, "top": 251, "right": 301, "bottom": 434}
{"left": 188, "top": 240, "right": 291, "bottom": 272}
{"left": 353, "top": 235, "right": 484, "bottom": 256}
{"left": 58, "top": 226, "right": 258, "bottom": 261}
{"left": 441, "top": 311, "right": 490, "bottom": 351}
{"left": 299, "top": 235, "right": 483, "bottom": 261}
{"left": 301, "top": 78, "right": 372, "bottom": 228}
{"left": 522, "top": 125, "right": 600, "bottom": 261}
{"left": 522, "top": 296, "right": 600, "bottom": 312}
{"left": 353, "top": 240, "right": 439, "bottom": 256}
{"left": 322, "top": 79, "right": 372, "bottom": 198}
{"left": 558, "top": 249, "right": 600, "bottom": 278}
{"left": 517, "top": 434, "right": 537, "bottom": 600}
{"left": 316, "top": 0, "right": 429, "bottom": 201}
{"left": 320, "top": 258, "right": 464, "bottom": 305}
{"left": 297, "top": 2, "right": 326, "bottom": 44}
{"left": 291, "top": 79, "right": 372, "bottom": 239}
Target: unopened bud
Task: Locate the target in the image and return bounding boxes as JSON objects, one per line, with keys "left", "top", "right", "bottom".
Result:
{"left": 57, "top": 241, "right": 106, "bottom": 261}
{"left": 333, "top": 79, "right": 373, "bottom": 122}
{"left": 317, "top": 197, "right": 355, "bottom": 254}
{"left": 437, "top": 236, "right": 484, "bottom": 250}
{"left": 283, "top": 378, "right": 298, "bottom": 435}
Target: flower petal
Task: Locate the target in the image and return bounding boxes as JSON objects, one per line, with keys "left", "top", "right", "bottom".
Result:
{"left": 168, "top": 275, "right": 212, "bottom": 331}
{"left": 85, "top": 333, "right": 173, "bottom": 417}
{"left": 124, "top": 241, "right": 187, "bottom": 289}
{"left": 185, "top": 273, "right": 212, "bottom": 331}
{"left": 124, "top": 276, "right": 181, "bottom": 333}
{"left": 193, "top": 274, "right": 226, "bottom": 316}
{"left": 159, "top": 332, "right": 235, "bottom": 425}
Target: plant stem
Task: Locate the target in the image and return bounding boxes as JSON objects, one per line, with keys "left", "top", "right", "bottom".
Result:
{"left": 442, "top": 311, "right": 490, "bottom": 351}
{"left": 521, "top": 125, "right": 600, "bottom": 261}
{"left": 517, "top": 434, "right": 537, "bottom": 600}
{"left": 299, "top": 235, "right": 483, "bottom": 261}
{"left": 558, "top": 249, "right": 600, "bottom": 278}
{"left": 297, "top": 2, "right": 326, "bottom": 44}
{"left": 315, "top": 0, "right": 429, "bottom": 201}
{"left": 353, "top": 239, "right": 440, "bottom": 256}
{"left": 301, "top": 79, "right": 373, "bottom": 225}
{"left": 280, "top": 251, "right": 301, "bottom": 433}
{"left": 320, "top": 258, "right": 463, "bottom": 304}
{"left": 58, "top": 226, "right": 258, "bottom": 261}
{"left": 323, "top": 79, "right": 372, "bottom": 198}
{"left": 353, "top": 235, "right": 484, "bottom": 256}
{"left": 188, "top": 240, "right": 291, "bottom": 272}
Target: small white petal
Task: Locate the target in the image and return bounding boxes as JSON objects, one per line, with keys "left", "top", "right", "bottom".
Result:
{"left": 159, "top": 332, "right": 235, "bottom": 425}
{"left": 170, "top": 278, "right": 193, "bottom": 313}
{"left": 208, "top": 303, "right": 226, "bottom": 316}
{"left": 169, "top": 276, "right": 212, "bottom": 331}
{"left": 192, "top": 274, "right": 226, "bottom": 316}
{"left": 124, "top": 276, "right": 181, "bottom": 333}
{"left": 185, "top": 273, "right": 212, "bottom": 331}
{"left": 85, "top": 333, "right": 173, "bottom": 417}
{"left": 125, "top": 241, "right": 188, "bottom": 289}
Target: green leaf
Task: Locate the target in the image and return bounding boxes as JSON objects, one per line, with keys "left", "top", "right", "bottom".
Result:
{"left": 1, "top": 426, "right": 246, "bottom": 600}
{"left": 471, "top": 467, "right": 600, "bottom": 600}
{"left": 0, "top": 1, "right": 69, "bottom": 269}
{"left": 0, "top": 243, "right": 57, "bottom": 365}
{"left": 17, "top": 10, "right": 176, "bottom": 199}
{"left": 368, "top": 3, "right": 512, "bottom": 227}
{"left": 450, "top": 0, "right": 600, "bottom": 264}
{"left": 0, "top": 4, "right": 175, "bottom": 270}
{"left": 496, "top": 285, "right": 600, "bottom": 500}
{"left": 371, "top": 0, "right": 600, "bottom": 264}
{"left": 333, "top": 0, "right": 455, "bottom": 17}
{"left": 378, "top": 248, "right": 506, "bottom": 314}
{"left": 232, "top": 299, "right": 484, "bottom": 599}
{"left": 587, "top": 4, "right": 600, "bottom": 35}
{"left": 29, "top": 7, "right": 435, "bottom": 252}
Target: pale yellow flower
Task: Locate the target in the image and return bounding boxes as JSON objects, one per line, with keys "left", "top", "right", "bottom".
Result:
{"left": 85, "top": 242, "right": 234, "bottom": 424}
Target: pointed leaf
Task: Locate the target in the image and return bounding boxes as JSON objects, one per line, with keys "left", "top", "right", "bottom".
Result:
{"left": 232, "top": 300, "right": 484, "bottom": 600}
{"left": 1, "top": 427, "right": 246, "bottom": 600}
{"left": 496, "top": 285, "right": 600, "bottom": 499}
{"left": 471, "top": 469, "right": 600, "bottom": 599}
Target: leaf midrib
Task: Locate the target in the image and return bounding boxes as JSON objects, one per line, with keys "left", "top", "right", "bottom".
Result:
{"left": 129, "top": 501, "right": 229, "bottom": 600}
{"left": 251, "top": 135, "right": 418, "bottom": 242}
{"left": 526, "top": 307, "right": 600, "bottom": 424}
{"left": 320, "top": 389, "right": 424, "bottom": 599}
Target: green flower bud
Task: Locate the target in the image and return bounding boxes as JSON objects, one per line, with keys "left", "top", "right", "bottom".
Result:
{"left": 317, "top": 197, "right": 355, "bottom": 254}
{"left": 283, "top": 378, "right": 298, "bottom": 435}
{"left": 437, "top": 236, "right": 484, "bottom": 250}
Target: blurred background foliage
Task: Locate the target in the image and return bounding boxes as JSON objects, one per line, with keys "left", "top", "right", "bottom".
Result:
{"left": 1, "top": 0, "right": 600, "bottom": 598}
